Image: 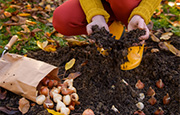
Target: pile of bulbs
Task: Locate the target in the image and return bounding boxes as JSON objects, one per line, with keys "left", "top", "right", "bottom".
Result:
{"left": 36, "top": 76, "right": 80, "bottom": 115}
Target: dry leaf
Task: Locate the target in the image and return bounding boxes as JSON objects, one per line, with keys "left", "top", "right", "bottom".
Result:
{"left": 47, "top": 17, "right": 53, "bottom": 23}
{"left": 21, "top": 25, "right": 30, "bottom": 33}
{"left": 18, "top": 13, "right": 31, "bottom": 17}
{"left": 0, "top": 25, "right": 3, "bottom": 30}
{"left": 44, "top": 44, "right": 56, "bottom": 52}
{"left": 164, "top": 42, "right": 180, "bottom": 57}
{"left": 55, "top": 33, "right": 64, "bottom": 37}
{"left": 37, "top": 41, "right": 48, "bottom": 50}
{"left": 11, "top": 16, "right": 19, "bottom": 22}
{"left": 0, "top": 107, "right": 18, "bottom": 115}
{"left": 151, "top": 48, "right": 160, "bottom": 53}
{"left": 26, "top": 20, "right": 37, "bottom": 25}
{"left": 66, "top": 72, "right": 81, "bottom": 79}
{"left": 150, "top": 32, "right": 160, "bottom": 42}
{"left": 158, "top": 42, "right": 169, "bottom": 51}
{"left": 65, "top": 38, "right": 89, "bottom": 47}
{"left": 47, "top": 109, "right": 64, "bottom": 115}
{"left": 10, "top": 5, "right": 21, "bottom": 9}
{"left": 160, "top": 32, "right": 173, "bottom": 40}
{"left": 0, "top": 88, "right": 7, "bottom": 100}
{"left": 18, "top": 97, "right": 30, "bottom": 114}
{"left": 65, "top": 58, "right": 76, "bottom": 71}
{"left": 4, "top": 11, "right": 12, "bottom": 17}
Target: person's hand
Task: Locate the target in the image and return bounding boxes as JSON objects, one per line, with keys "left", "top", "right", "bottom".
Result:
{"left": 86, "top": 15, "right": 109, "bottom": 35}
{"left": 128, "top": 15, "right": 149, "bottom": 44}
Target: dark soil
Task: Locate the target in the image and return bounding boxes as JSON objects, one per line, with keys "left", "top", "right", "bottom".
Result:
{"left": 0, "top": 26, "right": 179, "bottom": 115}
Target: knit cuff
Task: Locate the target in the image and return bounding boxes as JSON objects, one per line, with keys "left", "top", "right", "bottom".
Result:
{"left": 128, "top": 0, "right": 162, "bottom": 24}
{"left": 86, "top": 8, "right": 110, "bottom": 23}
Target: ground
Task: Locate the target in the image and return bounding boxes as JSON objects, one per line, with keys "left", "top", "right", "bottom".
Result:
{"left": 0, "top": 26, "right": 179, "bottom": 115}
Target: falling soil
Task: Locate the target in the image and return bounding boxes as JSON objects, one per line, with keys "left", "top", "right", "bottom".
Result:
{"left": 0, "top": 26, "right": 179, "bottom": 115}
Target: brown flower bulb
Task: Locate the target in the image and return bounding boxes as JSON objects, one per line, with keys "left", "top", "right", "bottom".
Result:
{"left": 135, "top": 80, "right": 145, "bottom": 89}
{"left": 156, "top": 79, "right": 164, "bottom": 89}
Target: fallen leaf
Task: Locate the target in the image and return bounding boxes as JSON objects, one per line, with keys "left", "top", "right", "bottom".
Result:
{"left": 47, "top": 109, "right": 64, "bottom": 115}
{"left": 4, "top": 11, "right": 12, "bottom": 17}
{"left": 11, "top": 16, "right": 19, "bottom": 22}
{"left": 18, "top": 13, "right": 31, "bottom": 17}
{"left": 18, "top": 97, "right": 30, "bottom": 114}
{"left": 65, "top": 38, "right": 89, "bottom": 47}
{"left": 66, "top": 72, "right": 81, "bottom": 79}
{"left": 10, "top": 5, "right": 21, "bottom": 9}
{"left": 0, "top": 107, "right": 18, "bottom": 115}
{"left": 0, "top": 88, "right": 7, "bottom": 100}
{"left": 26, "top": 20, "right": 37, "bottom": 25}
{"left": 55, "top": 33, "right": 64, "bottom": 37}
{"left": 150, "top": 32, "right": 160, "bottom": 42}
{"left": 158, "top": 42, "right": 169, "bottom": 51}
{"left": 37, "top": 41, "right": 48, "bottom": 50}
{"left": 164, "top": 42, "right": 180, "bottom": 57}
{"left": 21, "top": 25, "right": 30, "bottom": 33}
{"left": 151, "top": 48, "right": 160, "bottom": 53}
{"left": 44, "top": 44, "right": 56, "bottom": 52}
{"left": 65, "top": 58, "right": 76, "bottom": 71}
{"left": 47, "top": 17, "right": 53, "bottom": 23}
{"left": 160, "top": 32, "right": 173, "bottom": 40}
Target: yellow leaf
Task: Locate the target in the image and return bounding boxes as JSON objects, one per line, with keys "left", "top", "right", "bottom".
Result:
{"left": 65, "top": 38, "right": 89, "bottom": 47}
{"left": 37, "top": 41, "right": 48, "bottom": 50}
{"left": 47, "top": 109, "right": 65, "bottom": 115}
{"left": 97, "top": 47, "right": 109, "bottom": 56}
{"left": 47, "top": 39, "right": 55, "bottom": 43}
{"left": 55, "top": 33, "right": 64, "bottom": 37}
{"left": 18, "top": 13, "right": 31, "bottom": 17}
{"left": 44, "top": 45, "right": 56, "bottom": 52}
{"left": 164, "top": 42, "right": 180, "bottom": 57}
{"left": 65, "top": 58, "right": 76, "bottom": 71}
{"left": 26, "top": 20, "right": 37, "bottom": 25}
{"left": 47, "top": 17, "right": 53, "bottom": 23}
{"left": 0, "top": 25, "right": 2, "bottom": 30}
{"left": 160, "top": 32, "right": 173, "bottom": 40}
{"left": 4, "top": 11, "right": 12, "bottom": 17}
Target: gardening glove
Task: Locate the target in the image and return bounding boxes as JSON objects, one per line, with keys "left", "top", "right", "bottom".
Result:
{"left": 86, "top": 15, "right": 109, "bottom": 35}
{"left": 128, "top": 15, "right": 149, "bottom": 44}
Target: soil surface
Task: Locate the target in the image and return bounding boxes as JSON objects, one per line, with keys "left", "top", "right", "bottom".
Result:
{"left": 0, "top": 26, "right": 179, "bottom": 115}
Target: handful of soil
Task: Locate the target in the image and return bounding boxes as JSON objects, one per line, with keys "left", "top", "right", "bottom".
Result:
{"left": 89, "top": 25, "right": 145, "bottom": 50}
{"left": 88, "top": 25, "right": 146, "bottom": 59}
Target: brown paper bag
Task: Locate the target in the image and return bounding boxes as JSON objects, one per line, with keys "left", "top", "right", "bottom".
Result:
{"left": 0, "top": 53, "right": 60, "bottom": 102}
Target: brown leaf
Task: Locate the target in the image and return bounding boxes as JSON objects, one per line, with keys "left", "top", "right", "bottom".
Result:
{"left": 11, "top": 16, "right": 19, "bottom": 22}
{"left": 0, "top": 88, "right": 7, "bottom": 100}
{"left": 21, "top": 25, "right": 30, "bottom": 33}
{"left": 158, "top": 42, "right": 169, "bottom": 51}
{"left": 164, "top": 42, "right": 180, "bottom": 57}
{"left": 18, "top": 97, "right": 30, "bottom": 114}
{"left": 32, "top": 28, "right": 42, "bottom": 33}
{"left": 66, "top": 72, "right": 81, "bottom": 80}
{"left": 0, "top": 107, "right": 18, "bottom": 115}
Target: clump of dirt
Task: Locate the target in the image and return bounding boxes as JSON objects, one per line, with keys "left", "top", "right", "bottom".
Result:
{"left": 0, "top": 26, "right": 179, "bottom": 115}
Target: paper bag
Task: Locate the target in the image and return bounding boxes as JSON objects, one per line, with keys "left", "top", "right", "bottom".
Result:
{"left": 0, "top": 53, "right": 60, "bottom": 102}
